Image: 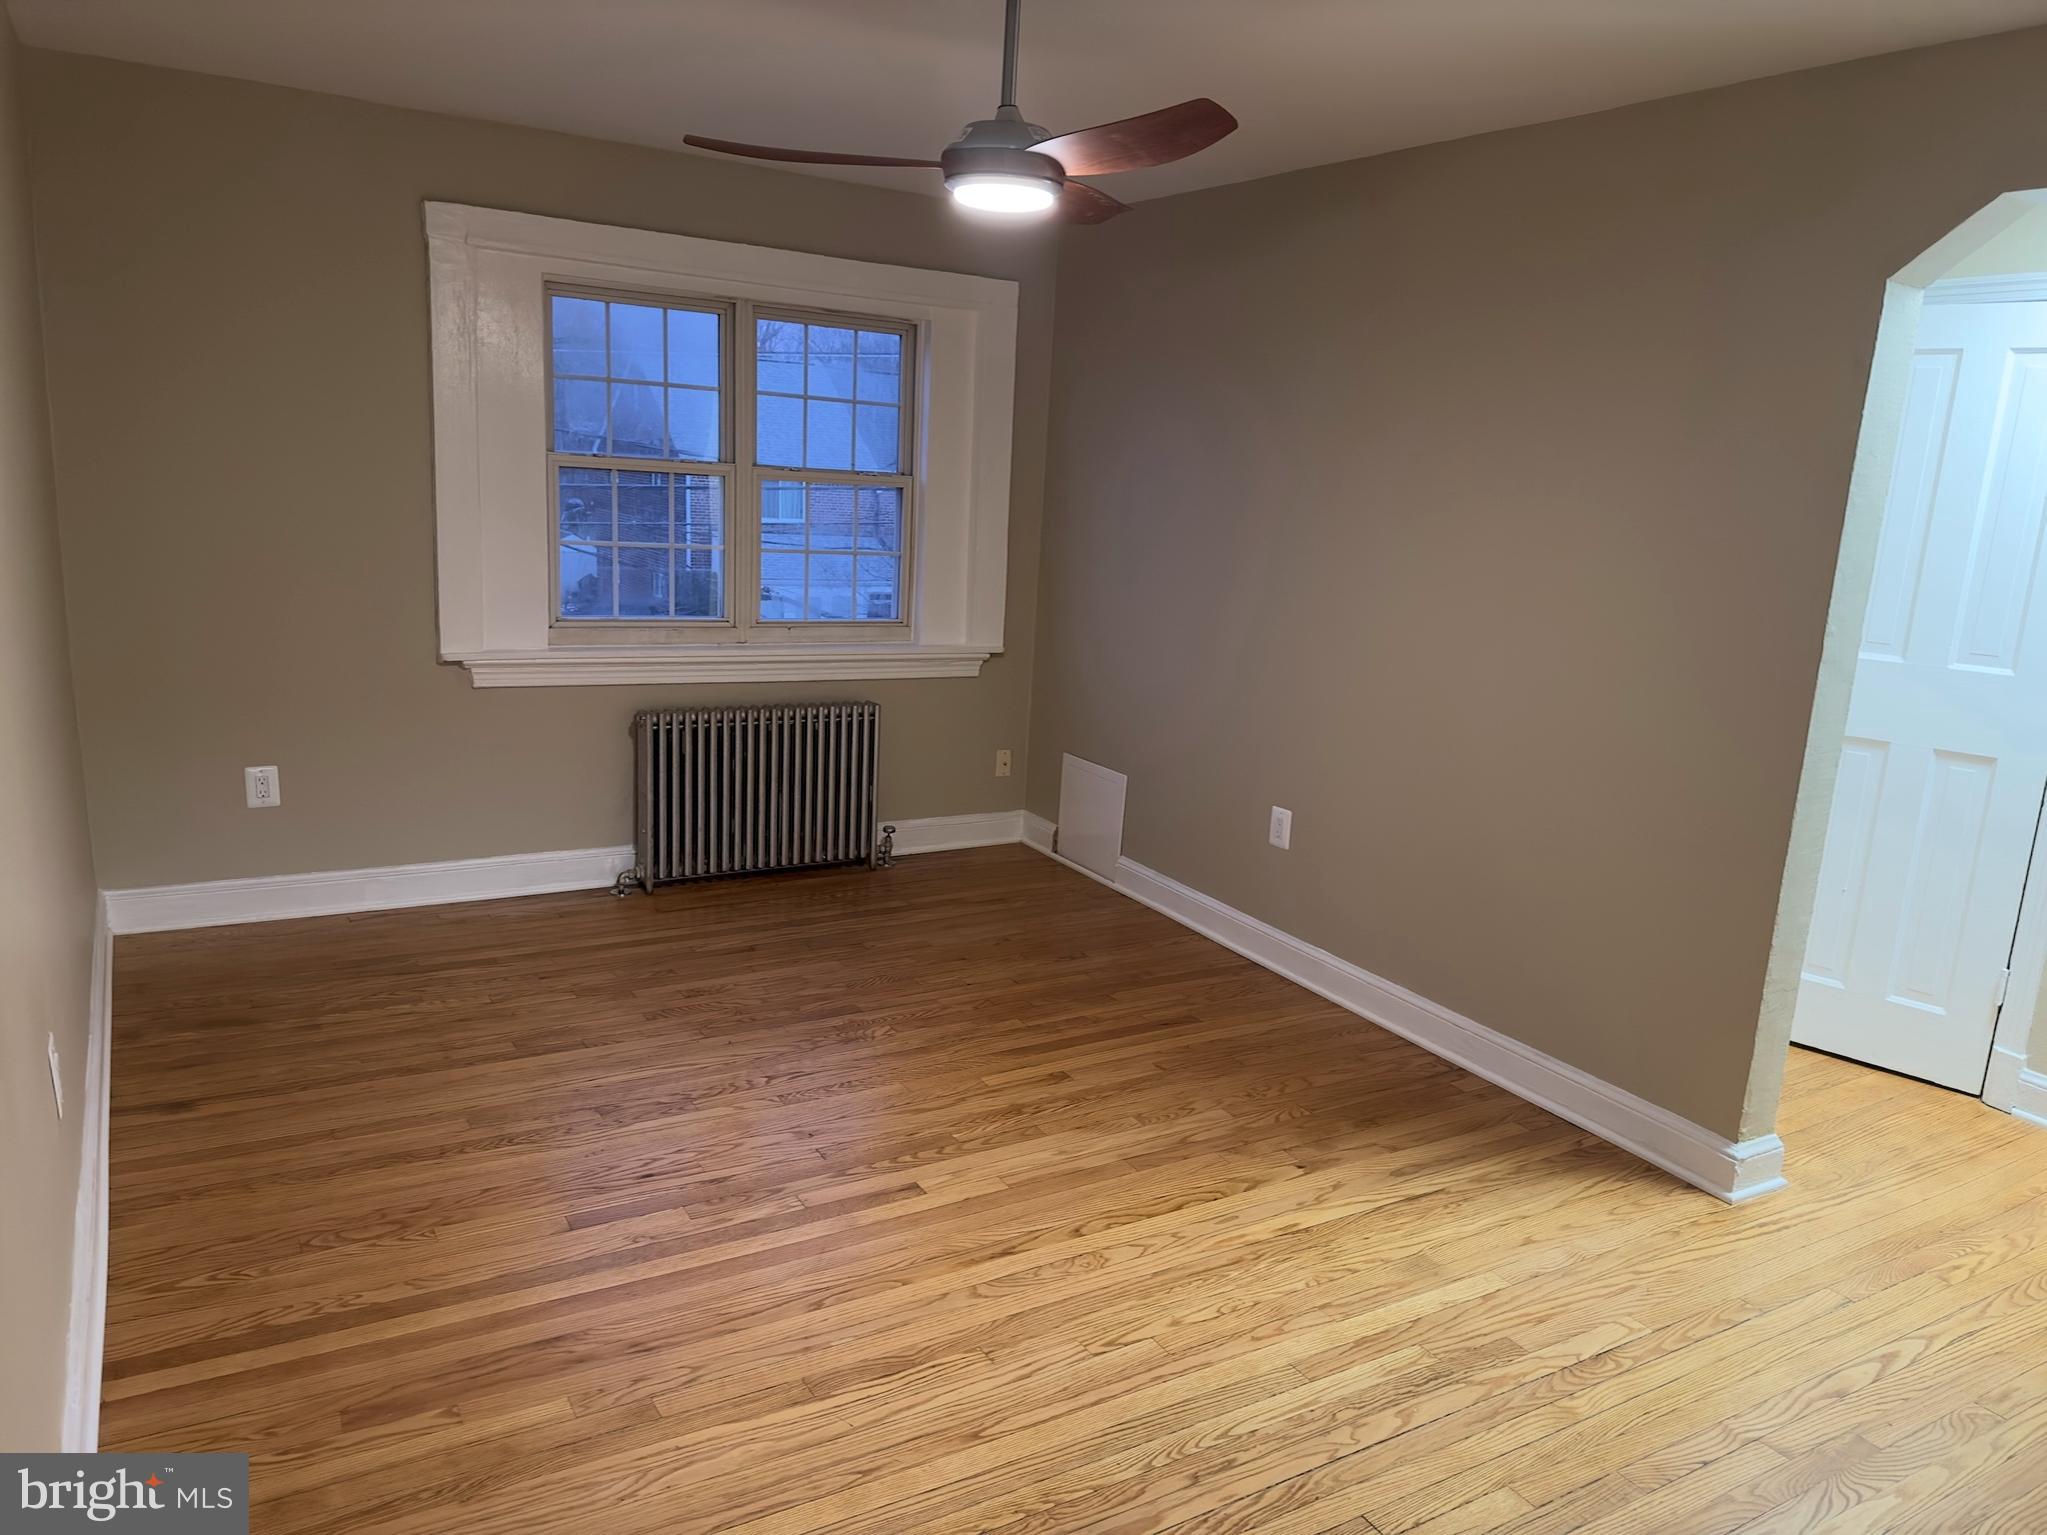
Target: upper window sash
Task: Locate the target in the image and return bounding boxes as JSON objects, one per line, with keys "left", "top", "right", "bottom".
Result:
{"left": 750, "top": 306, "right": 915, "bottom": 480}
{"left": 545, "top": 285, "right": 734, "bottom": 467}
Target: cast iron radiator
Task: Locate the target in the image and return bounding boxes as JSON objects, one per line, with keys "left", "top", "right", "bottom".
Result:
{"left": 623, "top": 702, "right": 881, "bottom": 890}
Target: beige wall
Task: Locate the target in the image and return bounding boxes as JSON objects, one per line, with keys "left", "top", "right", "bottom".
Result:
{"left": 0, "top": 21, "right": 98, "bottom": 1449}
{"left": 23, "top": 51, "right": 1054, "bottom": 890}
{"left": 1030, "top": 27, "right": 2047, "bottom": 1141}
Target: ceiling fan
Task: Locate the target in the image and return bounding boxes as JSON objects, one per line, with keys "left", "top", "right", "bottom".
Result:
{"left": 683, "top": 0, "right": 1238, "bottom": 223}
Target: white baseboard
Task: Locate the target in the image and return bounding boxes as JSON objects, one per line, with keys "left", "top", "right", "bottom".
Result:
{"left": 1029, "top": 832, "right": 1785, "bottom": 1204}
{"left": 62, "top": 894, "right": 113, "bottom": 1452}
{"left": 1983, "top": 1044, "right": 2047, "bottom": 1130}
{"left": 103, "top": 814, "right": 1032, "bottom": 934}
{"left": 2015, "top": 1074, "right": 2047, "bottom": 1129}
{"left": 884, "top": 810, "right": 1026, "bottom": 856}
{"left": 1985, "top": 1045, "right": 2026, "bottom": 1115}
{"left": 1021, "top": 811, "right": 1056, "bottom": 853}
{"left": 105, "top": 845, "right": 640, "bottom": 934}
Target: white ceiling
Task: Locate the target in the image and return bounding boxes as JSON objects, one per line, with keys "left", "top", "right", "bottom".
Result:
{"left": 14, "top": 0, "right": 2047, "bottom": 203}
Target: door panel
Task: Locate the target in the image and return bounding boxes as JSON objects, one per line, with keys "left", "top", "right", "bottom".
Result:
{"left": 1885, "top": 749, "right": 1995, "bottom": 1013}
{"left": 1954, "top": 352, "right": 2047, "bottom": 672}
{"left": 1859, "top": 352, "right": 1957, "bottom": 662}
{"left": 1794, "top": 300, "right": 2047, "bottom": 1091}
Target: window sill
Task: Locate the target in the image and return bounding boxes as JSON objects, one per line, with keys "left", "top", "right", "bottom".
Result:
{"left": 447, "top": 644, "right": 992, "bottom": 688}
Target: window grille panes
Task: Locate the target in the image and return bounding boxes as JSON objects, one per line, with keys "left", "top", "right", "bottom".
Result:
{"left": 756, "top": 319, "right": 903, "bottom": 474}
{"left": 547, "top": 286, "right": 908, "bottom": 632}
{"left": 559, "top": 468, "right": 725, "bottom": 620}
{"left": 551, "top": 294, "right": 722, "bottom": 462}
{"left": 759, "top": 482, "right": 903, "bottom": 623}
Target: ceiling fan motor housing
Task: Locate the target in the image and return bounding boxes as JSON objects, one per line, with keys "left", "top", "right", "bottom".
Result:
{"left": 942, "top": 109, "right": 1065, "bottom": 198}
{"left": 940, "top": 143, "right": 1066, "bottom": 188}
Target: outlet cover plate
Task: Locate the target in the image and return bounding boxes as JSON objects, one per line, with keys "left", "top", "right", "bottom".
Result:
{"left": 245, "top": 765, "right": 282, "bottom": 808}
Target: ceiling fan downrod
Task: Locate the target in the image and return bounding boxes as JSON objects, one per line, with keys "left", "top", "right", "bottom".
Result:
{"left": 999, "top": 0, "right": 1023, "bottom": 109}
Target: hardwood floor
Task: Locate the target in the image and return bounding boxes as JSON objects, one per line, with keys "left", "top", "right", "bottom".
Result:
{"left": 102, "top": 844, "right": 2046, "bottom": 1534}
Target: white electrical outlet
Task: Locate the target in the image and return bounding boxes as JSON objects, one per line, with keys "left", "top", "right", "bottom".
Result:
{"left": 245, "top": 765, "right": 282, "bottom": 808}
{"left": 995, "top": 749, "right": 1013, "bottom": 778}
{"left": 1269, "top": 805, "right": 1293, "bottom": 850}
{"left": 47, "top": 1032, "right": 63, "bottom": 1120}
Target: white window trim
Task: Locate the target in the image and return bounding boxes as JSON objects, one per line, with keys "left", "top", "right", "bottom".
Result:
{"left": 425, "top": 202, "right": 1018, "bottom": 687}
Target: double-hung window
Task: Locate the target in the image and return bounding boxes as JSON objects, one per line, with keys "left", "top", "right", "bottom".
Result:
{"left": 548, "top": 288, "right": 915, "bottom": 638}
{"left": 428, "top": 203, "right": 1016, "bottom": 687}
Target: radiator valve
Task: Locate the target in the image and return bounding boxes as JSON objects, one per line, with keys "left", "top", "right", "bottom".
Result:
{"left": 876, "top": 824, "right": 896, "bottom": 868}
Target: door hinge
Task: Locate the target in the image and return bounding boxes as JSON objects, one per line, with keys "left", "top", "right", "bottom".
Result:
{"left": 1993, "top": 967, "right": 2012, "bottom": 1010}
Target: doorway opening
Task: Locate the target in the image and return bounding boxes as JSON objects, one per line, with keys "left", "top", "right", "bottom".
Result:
{"left": 1756, "top": 188, "right": 2047, "bottom": 1128}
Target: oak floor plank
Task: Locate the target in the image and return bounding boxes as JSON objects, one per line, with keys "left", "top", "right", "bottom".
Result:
{"left": 99, "top": 846, "right": 2047, "bottom": 1533}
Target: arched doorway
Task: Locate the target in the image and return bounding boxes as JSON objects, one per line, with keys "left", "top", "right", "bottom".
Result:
{"left": 1753, "top": 189, "right": 2047, "bottom": 1126}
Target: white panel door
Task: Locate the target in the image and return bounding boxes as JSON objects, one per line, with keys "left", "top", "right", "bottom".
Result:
{"left": 1794, "top": 299, "right": 2047, "bottom": 1090}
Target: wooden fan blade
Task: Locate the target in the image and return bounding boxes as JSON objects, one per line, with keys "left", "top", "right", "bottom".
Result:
{"left": 1032, "top": 98, "right": 1237, "bottom": 177}
{"left": 1059, "top": 180, "right": 1129, "bottom": 224}
{"left": 683, "top": 135, "right": 942, "bottom": 169}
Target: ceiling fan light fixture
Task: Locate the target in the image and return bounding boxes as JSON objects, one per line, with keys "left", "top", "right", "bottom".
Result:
{"left": 682, "top": 0, "right": 1237, "bottom": 227}
{"left": 945, "top": 171, "right": 1059, "bottom": 214}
